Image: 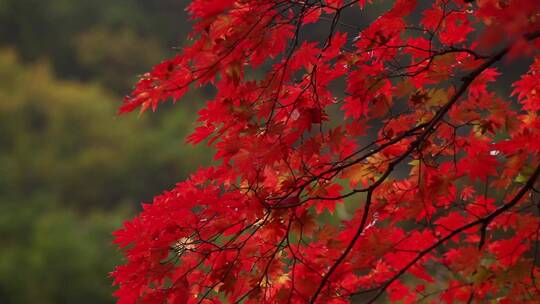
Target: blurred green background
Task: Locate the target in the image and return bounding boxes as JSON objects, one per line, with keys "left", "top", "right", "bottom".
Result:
{"left": 0, "top": 1, "right": 212, "bottom": 303}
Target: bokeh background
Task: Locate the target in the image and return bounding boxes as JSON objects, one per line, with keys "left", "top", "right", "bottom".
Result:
{"left": 0, "top": 1, "right": 213, "bottom": 303}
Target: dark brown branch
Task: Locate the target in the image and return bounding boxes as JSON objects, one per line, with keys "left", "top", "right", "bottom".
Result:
{"left": 309, "top": 191, "right": 374, "bottom": 303}
{"left": 361, "top": 162, "right": 540, "bottom": 303}
{"left": 309, "top": 29, "right": 540, "bottom": 304}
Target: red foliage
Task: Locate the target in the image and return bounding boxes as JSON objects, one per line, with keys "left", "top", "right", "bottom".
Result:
{"left": 113, "top": 1, "right": 540, "bottom": 303}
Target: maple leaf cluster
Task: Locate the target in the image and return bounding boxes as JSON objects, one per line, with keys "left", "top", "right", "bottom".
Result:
{"left": 113, "top": 0, "right": 540, "bottom": 303}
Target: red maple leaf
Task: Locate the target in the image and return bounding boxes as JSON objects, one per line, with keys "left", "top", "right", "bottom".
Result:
{"left": 113, "top": 1, "right": 540, "bottom": 303}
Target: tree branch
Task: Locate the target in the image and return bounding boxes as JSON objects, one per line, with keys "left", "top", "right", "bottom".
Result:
{"left": 361, "top": 162, "right": 540, "bottom": 303}
{"left": 309, "top": 29, "right": 540, "bottom": 303}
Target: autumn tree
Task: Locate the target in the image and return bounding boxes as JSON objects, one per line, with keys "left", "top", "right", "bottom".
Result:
{"left": 113, "top": 0, "right": 540, "bottom": 303}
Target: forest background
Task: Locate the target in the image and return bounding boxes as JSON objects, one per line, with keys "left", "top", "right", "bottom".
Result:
{"left": 0, "top": 1, "right": 212, "bottom": 303}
